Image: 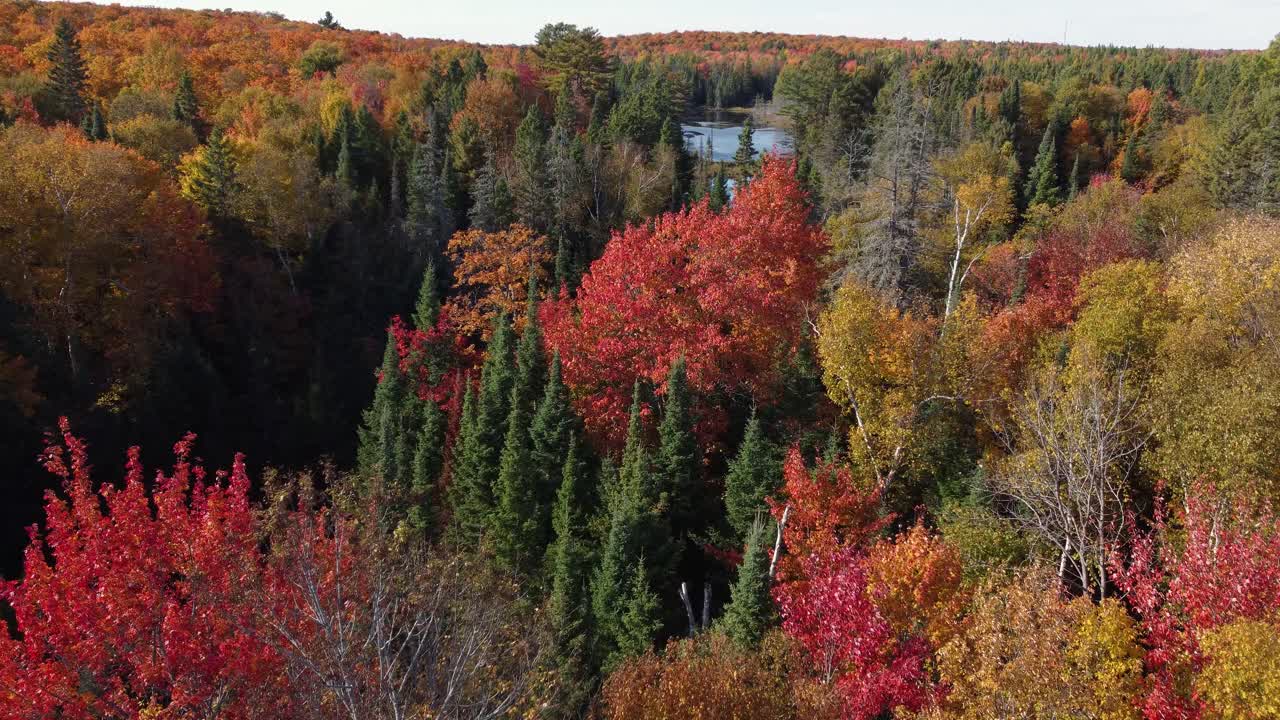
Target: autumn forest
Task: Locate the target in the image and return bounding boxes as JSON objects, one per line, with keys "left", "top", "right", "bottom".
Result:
{"left": 1, "top": 1, "right": 1280, "bottom": 717}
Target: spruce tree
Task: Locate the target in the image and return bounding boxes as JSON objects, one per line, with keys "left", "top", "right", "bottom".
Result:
{"left": 80, "top": 102, "right": 106, "bottom": 141}
{"left": 733, "top": 117, "right": 756, "bottom": 183}
{"left": 554, "top": 235, "right": 574, "bottom": 291}
{"left": 610, "top": 560, "right": 661, "bottom": 671}
{"left": 546, "top": 435, "right": 595, "bottom": 716}
{"left": 723, "top": 412, "right": 782, "bottom": 544}
{"left": 45, "top": 18, "right": 88, "bottom": 123}
{"left": 405, "top": 137, "right": 446, "bottom": 259}
{"left": 446, "top": 380, "right": 491, "bottom": 543}
{"left": 412, "top": 261, "right": 441, "bottom": 331}
{"left": 655, "top": 357, "right": 698, "bottom": 544}
{"left": 335, "top": 133, "right": 356, "bottom": 193}
{"left": 719, "top": 518, "right": 773, "bottom": 648}
{"left": 513, "top": 106, "right": 551, "bottom": 231}
{"left": 709, "top": 165, "right": 730, "bottom": 211}
{"left": 546, "top": 89, "right": 587, "bottom": 287}
{"left": 493, "top": 288, "right": 549, "bottom": 576}
{"left": 593, "top": 382, "right": 667, "bottom": 666}
{"left": 180, "top": 128, "right": 237, "bottom": 218}
{"left": 356, "top": 328, "right": 408, "bottom": 484}
{"left": 448, "top": 315, "right": 516, "bottom": 544}
{"left": 531, "top": 352, "right": 578, "bottom": 543}
{"left": 468, "top": 150, "right": 514, "bottom": 232}
{"left": 1023, "top": 123, "right": 1060, "bottom": 208}
{"left": 407, "top": 395, "right": 445, "bottom": 536}
{"left": 172, "top": 71, "right": 200, "bottom": 130}
{"left": 1120, "top": 127, "right": 1144, "bottom": 185}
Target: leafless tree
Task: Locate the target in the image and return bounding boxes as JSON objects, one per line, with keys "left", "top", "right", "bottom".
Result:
{"left": 260, "top": 492, "right": 550, "bottom": 720}
{"left": 989, "top": 361, "right": 1151, "bottom": 598}
{"left": 842, "top": 76, "right": 937, "bottom": 305}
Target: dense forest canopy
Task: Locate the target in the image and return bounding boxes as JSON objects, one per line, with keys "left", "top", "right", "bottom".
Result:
{"left": 3, "top": 1, "right": 1280, "bottom": 718}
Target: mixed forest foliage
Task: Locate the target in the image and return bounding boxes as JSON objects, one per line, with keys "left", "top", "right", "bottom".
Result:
{"left": 3, "top": 1, "right": 1280, "bottom": 717}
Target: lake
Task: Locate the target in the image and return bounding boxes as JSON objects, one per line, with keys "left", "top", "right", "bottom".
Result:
{"left": 682, "top": 109, "right": 792, "bottom": 162}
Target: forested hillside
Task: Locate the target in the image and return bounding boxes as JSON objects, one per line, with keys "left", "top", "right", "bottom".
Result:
{"left": 2, "top": 1, "right": 1280, "bottom": 717}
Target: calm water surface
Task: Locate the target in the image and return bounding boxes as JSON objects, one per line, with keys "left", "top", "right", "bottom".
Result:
{"left": 682, "top": 109, "right": 792, "bottom": 161}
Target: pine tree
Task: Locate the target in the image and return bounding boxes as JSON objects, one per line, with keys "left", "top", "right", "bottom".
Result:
{"left": 317, "top": 10, "right": 341, "bottom": 29}
{"left": 335, "top": 132, "right": 356, "bottom": 193}
{"left": 655, "top": 357, "right": 698, "bottom": 544}
{"left": 546, "top": 434, "right": 595, "bottom": 717}
{"left": 611, "top": 559, "right": 661, "bottom": 670}
{"left": 356, "top": 328, "right": 408, "bottom": 485}
{"left": 446, "top": 380, "right": 490, "bottom": 543}
{"left": 1120, "top": 127, "right": 1144, "bottom": 185}
{"left": 593, "top": 382, "right": 667, "bottom": 666}
{"left": 554, "top": 235, "right": 574, "bottom": 291}
{"left": 448, "top": 315, "right": 516, "bottom": 544}
{"left": 1023, "top": 123, "right": 1060, "bottom": 208}
{"left": 406, "top": 395, "right": 445, "bottom": 536}
{"left": 180, "top": 128, "right": 238, "bottom": 217}
{"left": 79, "top": 102, "right": 105, "bottom": 141}
{"left": 513, "top": 107, "right": 551, "bottom": 231}
{"left": 723, "top": 412, "right": 782, "bottom": 544}
{"left": 172, "top": 71, "right": 200, "bottom": 129}
{"left": 412, "top": 261, "right": 441, "bottom": 331}
{"left": 468, "top": 149, "right": 514, "bottom": 232}
{"left": 709, "top": 165, "right": 730, "bottom": 211}
{"left": 531, "top": 351, "right": 578, "bottom": 542}
{"left": 719, "top": 518, "right": 773, "bottom": 648}
{"left": 546, "top": 89, "right": 587, "bottom": 286}
{"left": 405, "top": 137, "right": 446, "bottom": 259}
{"left": 45, "top": 18, "right": 88, "bottom": 123}
{"left": 493, "top": 287, "right": 548, "bottom": 576}
{"left": 733, "top": 117, "right": 756, "bottom": 184}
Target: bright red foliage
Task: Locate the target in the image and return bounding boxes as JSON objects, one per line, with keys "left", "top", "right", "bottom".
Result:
{"left": 542, "top": 156, "right": 826, "bottom": 448}
{"left": 775, "top": 548, "right": 935, "bottom": 720}
{"left": 0, "top": 418, "right": 294, "bottom": 720}
{"left": 1111, "top": 484, "right": 1280, "bottom": 720}
{"left": 768, "top": 446, "right": 887, "bottom": 583}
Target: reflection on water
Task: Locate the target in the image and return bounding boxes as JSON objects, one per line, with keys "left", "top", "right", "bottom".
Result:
{"left": 682, "top": 108, "right": 792, "bottom": 162}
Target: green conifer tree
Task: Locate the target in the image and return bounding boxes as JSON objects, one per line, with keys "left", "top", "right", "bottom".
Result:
{"left": 180, "top": 128, "right": 238, "bottom": 217}
{"left": 532, "top": 352, "right": 578, "bottom": 542}
{"left": 446, "top": 380, "right": 491, "bottom": 543}
{"left": 1120, "top": 127, "right": 1144, "bottom": 184}
{"left": 407, "top": 394, "right": 445, "bottom": 536}
{"left": 655, "top": 357, "right": 698, "bottom": 544}
{"left": 1023, "top": 123, "right": 1061, "bottom": 207}
{"left": 513, "top": 107, "right": 551, "bottom": 231}
{"left": 610, "top": 560, "right": 661, "bottom": 671}
{"left": 468, "top": 149, "right": 514, "bottom": 232}
{"left": 356, "top": 328, "right": 408, "bottom": 484}
{"left": 493, "top": 287, "right": 549, "bottom": 576}
{"left": 709, "top": 164, "right": 730, "bottom": 211}
{"left": 719, "top": 518, "right": 774, "bottom": 648}
{"left": 732, "top": 117, "right": 756, "bottom": 184}
{"left": 172, "top": 70, "right": 200, "bottom": 129}
{"left": 546, "top": 433, "right": 595, "bottom": 716}
{"left": 45, "top": 18, "right": 88, "bottom": 123}
{"left": 79, "top": 102, "right": 105, "bottom": 141}
{"left": 593, "top": 382, "right": 667, "bottom": 666}
{"left": 723, "top": 412, "right": 782, "bottom": 544}
{"left": 412, "top": 261, "right": 441, "bottom": 331}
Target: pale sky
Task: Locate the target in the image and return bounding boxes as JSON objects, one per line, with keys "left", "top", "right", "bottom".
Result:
{"left": 99, "top": 0, "right": 1280, "bottom": 50}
